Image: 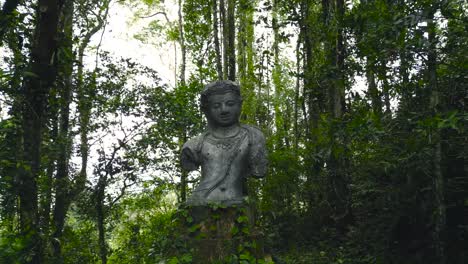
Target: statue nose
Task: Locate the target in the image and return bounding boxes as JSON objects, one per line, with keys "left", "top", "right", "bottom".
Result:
{"left": 221, "top": 104, "right": 229, "bottom": 113}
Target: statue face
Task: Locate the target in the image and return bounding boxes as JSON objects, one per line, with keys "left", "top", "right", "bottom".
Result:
{"left": 205, "top": 92, "right": 242, "bottom": 127}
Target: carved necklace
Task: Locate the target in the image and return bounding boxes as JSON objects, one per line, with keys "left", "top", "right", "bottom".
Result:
{"left": 207, "top": 128, "right": 242, "bottom": 150}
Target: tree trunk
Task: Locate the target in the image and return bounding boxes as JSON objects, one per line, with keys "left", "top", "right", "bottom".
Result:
{"left": 74, "top": 0, "right": 110, "bottom": 198}
{"left": 302, "top": 0, "right": 321, "bottom": 211}
{"left": 334, "top": 0, "right": 350, "bottom": 225}
{"left": 302, "top": 0, "right": 314, "bottom": 138}
{"left": 399, "top": 28, "right": 411, "bottom": 112}
{"left": 213, "top": 0, "right": 223, "bottom": 80}
{"left": 333, "top": 0, "right": 344, "bottom": 119}
{"left": 294, "top": 32, "right": 301, "bottom": 151}
{"left": 177, "top": 0, "right": 188, "bottom": 202}
{"left": 76, "top": 39, "right": 91, "bottom": 197}
{"left": 2, "top": 33, "right": 24, "bottom": 230}
{"left": 226, "top": 0, "right": 236, "bottom": 81}
{"left": 236, "top": 0, "right": 255, "bottom": 122}
{"left": 96, "top": 176, "right": 108, "bottom": 264}
{"left": 179, "top": 133, "right": 188, "bottom": 202}
{"left": 383, "top": 78, "right": 391, "bottom": 114}
{"left": 39, "top": 98, "right": 57, "bottom": 243}
{"left": 220, "top": 0, "right": 228, "bottom": 79}
{"left": 324, "top": 0, "right": 349, "bottom": 225}
{"left": 366, "top": 58, "right": 382, "bottom": 114}
{"left": 51, "top": 0, "right": 74, "bottom": 262}
{"left": 272, "top": 0, "right": 284, "bottom": 149}
{"left": 19, "top": 0, "right": 63, "bottom": 261}
{"left": 178, "top": 0, "right": 186, "bottom": 84}
{"left": 427, "top": 7, "right": 446, "bottom": 264}
{"left": 379, "top": 58, "right": 391, "bottom": 114}
{"left": 236, "top": 0, "right": 246, "bottom": 85}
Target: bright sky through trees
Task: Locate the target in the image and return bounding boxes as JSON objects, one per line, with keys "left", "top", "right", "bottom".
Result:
{"left": 87, "top": 1, "right": 180, "bottom": 87}
{"left": 0, "top": 0, "right": 466, "bottom": 263}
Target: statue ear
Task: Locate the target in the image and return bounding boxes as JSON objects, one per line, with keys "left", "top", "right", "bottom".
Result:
{"left": 201, "top": 107, "right": 212, "bottom": 121}
{"left": 200, "top": 104, "right": 208, "bottom": 113}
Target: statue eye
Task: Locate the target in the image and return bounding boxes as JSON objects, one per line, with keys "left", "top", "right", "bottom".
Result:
{"left": 212, "top": 103, "right": 221, "bottom": 108}
{"left": 226, "top": 101, "right": 236, "bottom": 106}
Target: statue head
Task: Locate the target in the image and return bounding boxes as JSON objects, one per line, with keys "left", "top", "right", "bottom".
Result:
{"left": 201, "top": 80, "right": 243, "bottom": 127}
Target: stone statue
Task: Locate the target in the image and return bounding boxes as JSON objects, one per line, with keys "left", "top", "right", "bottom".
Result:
{"left": 180, "top": 80, "right": 268, "bottom": 206}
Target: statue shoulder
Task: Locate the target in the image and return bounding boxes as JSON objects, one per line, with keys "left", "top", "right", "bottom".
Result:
{"left": 182, "top": 132, "right": 208, "bottom": 152}
{"left": 241, "top": 124, "right": 266, "bottom": 142}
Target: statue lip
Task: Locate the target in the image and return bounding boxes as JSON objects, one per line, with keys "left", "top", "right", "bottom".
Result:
{"left": 219, "top": 114, "right": 232, "bottom": 120}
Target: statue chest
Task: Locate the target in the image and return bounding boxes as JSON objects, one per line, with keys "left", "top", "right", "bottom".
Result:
{"left": 192, "top": 130, "right": 250, "bottom": 202}
{"left": 199, "top": 132, "right": 250, "bottom": 183}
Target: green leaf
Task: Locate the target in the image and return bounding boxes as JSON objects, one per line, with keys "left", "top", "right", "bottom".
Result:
{"left": 23, "top": 71, "right": 39, "bottom": 78}
{"left": 168, "top": 257, "right": 179, "bottom": 264}
{"left": 231, "top": 226, "right": 239, "bottom": 235}
{"left": 188, "top": 224, "right": 200, "bottom": 233}
{"left": 236, "top": 215, "right": 248, "bottom": 223}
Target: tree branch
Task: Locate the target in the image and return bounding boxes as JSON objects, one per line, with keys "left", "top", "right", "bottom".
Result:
{"left": 0, "top": 0, "right": 22, "bottom": 42}
{"left": 139, "top": 11, "right": 169, "bottom": 21}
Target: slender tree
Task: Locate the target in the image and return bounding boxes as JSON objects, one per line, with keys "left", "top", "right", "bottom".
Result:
{"left": 427, "top": 4, "right": 446, "bottom": 264}
{"left": 213, "top": 0, "right": 223, "bottom": 80}
{"left": 50, "top": 0, "right": 74, "bottom": 262}
{"left": 226, "top": 0, "right": 236, "bottom": 80}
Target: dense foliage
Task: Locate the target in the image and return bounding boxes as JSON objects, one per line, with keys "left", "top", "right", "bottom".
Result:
{"left": 0, "top": 0, "right": 466, "bottom": 263}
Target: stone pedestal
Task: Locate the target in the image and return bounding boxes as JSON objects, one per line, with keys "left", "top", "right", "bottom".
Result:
{"left": 180, "top": 204, "right": 264, "bottom": 263}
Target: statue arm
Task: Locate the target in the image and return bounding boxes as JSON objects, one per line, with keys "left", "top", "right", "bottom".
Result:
{"left": 248, "top": 128, "right": 268, "bottom": 178}
{"left": 180, "top": 139, "right": 201, "bottom": 171}
{"left": 181, "top": 147, "right": 200, "bottom": 171}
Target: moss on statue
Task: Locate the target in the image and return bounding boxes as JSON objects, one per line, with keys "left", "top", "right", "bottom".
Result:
{"left": 171, "top": 202, "right": 266, "bottom": 263}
